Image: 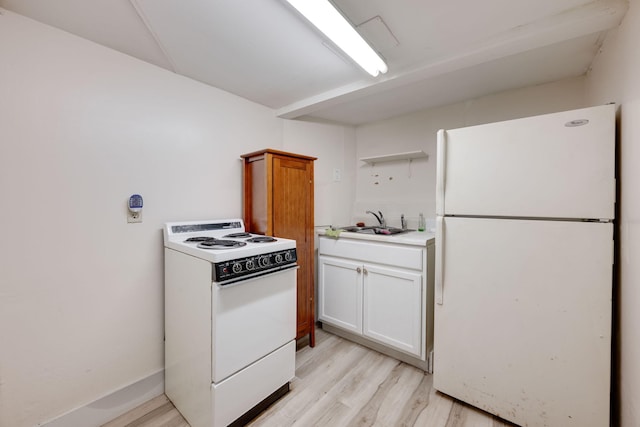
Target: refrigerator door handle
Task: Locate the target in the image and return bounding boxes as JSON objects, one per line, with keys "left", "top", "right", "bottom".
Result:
{"left": 435, "top": 216, "right": 444, "bottom": 305}
{"left": 436, "top": 130, "right": 446, "bottom": 216}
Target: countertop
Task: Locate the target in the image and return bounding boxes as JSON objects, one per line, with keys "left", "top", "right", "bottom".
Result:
{"left": 317, "top": 227, "right": 435, "bottom": 247}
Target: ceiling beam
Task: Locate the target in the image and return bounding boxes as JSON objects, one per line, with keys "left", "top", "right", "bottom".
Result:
{"left": 276, "top": 0, "right": 627, "bottom": 120}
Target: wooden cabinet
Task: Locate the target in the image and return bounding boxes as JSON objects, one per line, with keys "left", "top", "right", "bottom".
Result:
{"left": 241, "top": 149, "right": 317, "bottom": 347}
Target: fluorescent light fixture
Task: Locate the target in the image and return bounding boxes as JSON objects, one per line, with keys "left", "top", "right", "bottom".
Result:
{"left": 285, "top": 0, "right": 388, "bottom": 77}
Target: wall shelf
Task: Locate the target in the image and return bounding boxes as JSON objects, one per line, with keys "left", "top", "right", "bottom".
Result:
{"left": 359, "top": 150, "right": 428, "bottom": 164}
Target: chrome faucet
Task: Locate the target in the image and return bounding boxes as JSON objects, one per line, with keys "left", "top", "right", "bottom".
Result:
{"left": 366, "top": 210, "right": 386, "bottom": 228}
{"left": 401, "top": 214, "right": 407, "bottom": 230}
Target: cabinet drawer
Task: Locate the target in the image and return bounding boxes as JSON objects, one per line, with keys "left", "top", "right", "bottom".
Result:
{"left": 319, "top": 238, "right": 423, "bottom": 270}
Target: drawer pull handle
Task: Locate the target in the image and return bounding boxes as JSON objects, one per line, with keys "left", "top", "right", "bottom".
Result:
{"left": 356, "top": 267, "right": 362, "bottom": 274}
{"left": 363, "top": 268, "right": 368, "bottom": 275}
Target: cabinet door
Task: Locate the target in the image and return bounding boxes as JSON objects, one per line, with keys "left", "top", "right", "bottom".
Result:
{"left": 272, "top": 155, "right": 315, "bottom": 341}
{"left": 317, "top": 255, "right": 362, "bottom": 334}
{"left": 363, "top": 264, "right": 423, "bottom": 357}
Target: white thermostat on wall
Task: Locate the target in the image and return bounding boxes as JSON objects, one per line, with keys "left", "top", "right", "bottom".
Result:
{"left": 127, "top": 194, "right": 143, "bottom": 223}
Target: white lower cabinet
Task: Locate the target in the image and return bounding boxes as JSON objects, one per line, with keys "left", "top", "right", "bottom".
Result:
{"left": 363, "top": 264, "right": 422, "bottom": 357}
{"left": 317, "top": 256, "right": 362, "bottom": 334}
{"left": 318, "top": 244, "right": 425, "bottom": 359}
{"left": 318, "top": 236, "right": 435, "bottom": 370}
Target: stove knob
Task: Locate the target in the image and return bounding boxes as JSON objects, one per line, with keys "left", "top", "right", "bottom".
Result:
{"left": 246, "top": 259, "right": 255, "bottom": 270}
{"left": 284, "top": 251, "right": 293, "bottom": 262}
{"left": 275, "top": 254, "right": 283, "bottom": 264}
{"left": 232, "top": 263, "right": 242, "bottom": 273}
{"left": 258, "top": 256, "right": 269, "bottom": 268}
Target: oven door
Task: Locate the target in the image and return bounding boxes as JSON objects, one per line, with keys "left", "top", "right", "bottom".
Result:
{"left": 212, "top": 267, "right": 297, "bottom": 383}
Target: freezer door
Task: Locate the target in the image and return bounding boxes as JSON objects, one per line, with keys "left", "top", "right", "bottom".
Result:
{"left": 436, "top": 104, "right": 615, "bottom": 219}
{"left": 434, "top": 216, "right": 613, "bottom": 427}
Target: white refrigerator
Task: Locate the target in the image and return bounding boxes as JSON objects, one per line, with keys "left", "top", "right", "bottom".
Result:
{"left": 434, "top": 104, "right": 615, "bottom": 427}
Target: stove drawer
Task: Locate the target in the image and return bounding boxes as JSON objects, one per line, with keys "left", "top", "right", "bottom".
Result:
{"left": 213, "top": 340, "right": 295, "bottom": 426}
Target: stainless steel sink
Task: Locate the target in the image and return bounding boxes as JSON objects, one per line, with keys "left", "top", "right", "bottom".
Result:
{"left": 339, "top": 226, "right": 414, "bottom": 235}
{"left": 338, "top": 226, "right": 371, "bottom": 232}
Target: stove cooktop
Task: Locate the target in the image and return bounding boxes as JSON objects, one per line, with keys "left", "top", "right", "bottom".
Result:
{"left": 163, "top": 219, "right": 296, "bottom": 265}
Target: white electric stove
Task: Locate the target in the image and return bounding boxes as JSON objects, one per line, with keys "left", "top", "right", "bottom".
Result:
{"left": 163, "top": 219, "right": 297, "bottom": 427}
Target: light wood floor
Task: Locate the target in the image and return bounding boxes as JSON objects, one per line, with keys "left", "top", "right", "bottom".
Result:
{"left": 103, "top": 328, "right": 516, "bottom": 427}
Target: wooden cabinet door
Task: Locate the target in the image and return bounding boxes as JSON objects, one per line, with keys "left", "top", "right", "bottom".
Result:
{"left": 317, "top": 255, "right": 363, "bottom": 334}
{"left": 271, "top": 155, "right": 314, "bottom": 340}
{"left": 363, "top": 264, "right": 423, "bottom": 357}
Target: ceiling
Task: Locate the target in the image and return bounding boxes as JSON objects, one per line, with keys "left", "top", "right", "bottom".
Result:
{"left": 0, "top": 0, "right": 629, "bottom": 125}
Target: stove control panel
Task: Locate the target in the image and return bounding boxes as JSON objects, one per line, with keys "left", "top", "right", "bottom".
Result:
{"left": 213, "top": 248, "right": 297, "bottom": 284}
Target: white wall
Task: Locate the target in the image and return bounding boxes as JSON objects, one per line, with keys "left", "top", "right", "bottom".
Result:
{"left": 585, "top": 0, "right": 640, "bottom": 425}
{"left": 283, "top": 120, "right": 356, "bottom": 228}
{"left": 0, "top": 10, "right": 353, "bottom": 427}
{"left": 353, "top": 77, "right": 587, "bottom": 228}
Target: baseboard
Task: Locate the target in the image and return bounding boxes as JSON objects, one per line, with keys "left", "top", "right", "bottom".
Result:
{"left": 40, "top": 370, "right": 164, "bottom": 427}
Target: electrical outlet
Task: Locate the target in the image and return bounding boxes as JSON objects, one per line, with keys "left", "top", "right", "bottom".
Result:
{"left": 127, "top": 210, "right": 142, "bottom": 223}
{"left": 333, "top": 168, "right": 342, "bottom": 182}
